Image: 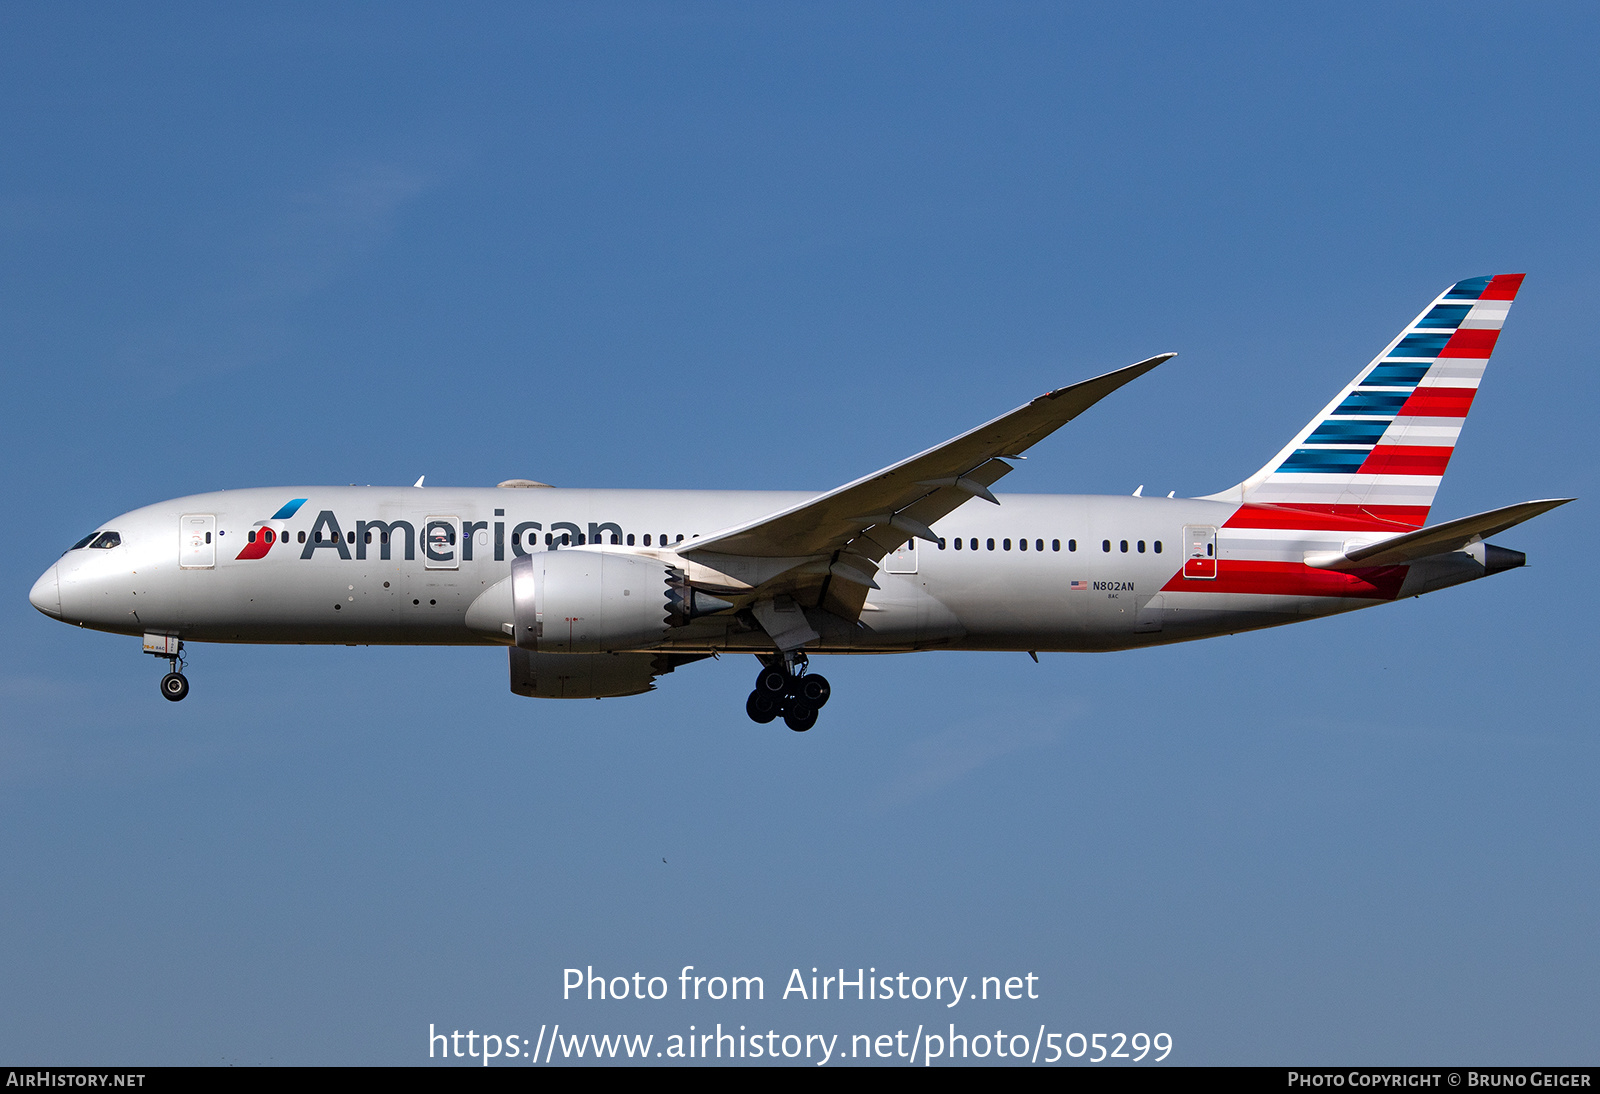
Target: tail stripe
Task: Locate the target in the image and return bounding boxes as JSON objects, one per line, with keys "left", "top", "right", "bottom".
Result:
{"left": 1216, "top": 274, "right": 1523, "bottom": 528}
{"left": 1394, "top": 387, "right": 1476, "bottom": 418}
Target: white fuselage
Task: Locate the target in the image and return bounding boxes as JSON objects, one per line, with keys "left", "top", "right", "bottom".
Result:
{"left": 31, "top": 485, "right": 1494, "bottom": 656}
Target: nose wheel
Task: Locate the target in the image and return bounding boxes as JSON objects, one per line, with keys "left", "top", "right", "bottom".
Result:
{"left": 160, "top": 671, "right": 190, "bottom": 702}
{"left": 745, "top": 655, "right": 829, "bottom": 732}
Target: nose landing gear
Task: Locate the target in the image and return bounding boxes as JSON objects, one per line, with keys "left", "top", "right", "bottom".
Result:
{"left": 745, "top": 653, "right": 829, "bottom": 732}
{"left": 144, "top": 633, "right": 190, "bottom": 702}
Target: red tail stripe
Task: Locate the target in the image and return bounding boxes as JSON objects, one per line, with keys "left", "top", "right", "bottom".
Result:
{"left": 1397, "top": 386, "right": 1476, "bottom": 418}
{"left": 1480, "top": 273, "right": 1525, "bottom": 301}
{"left": 1357, "top": 445, "right": 1454, "bottom": 476}
{"left": 1223, "top": 504, "right": 1429, "bottom": 531}
{"left": 1438, "top": 328, "right": 1500, "bottom": 358}
{"left": 1160, "top": 559, "right": 1408, "bottom": 600}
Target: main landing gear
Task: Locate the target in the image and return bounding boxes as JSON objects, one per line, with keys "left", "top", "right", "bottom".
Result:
{"left": 745, "top": 653, "right": 830, "bottom": 732}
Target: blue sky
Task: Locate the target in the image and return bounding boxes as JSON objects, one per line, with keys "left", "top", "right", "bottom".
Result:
{"left": 2, "top": 2, "right": 1596, "bottom": 1065}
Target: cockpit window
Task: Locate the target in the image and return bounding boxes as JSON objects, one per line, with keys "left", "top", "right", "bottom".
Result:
{"left": 89, "top": 531, "right": 121, "bottom": 549}
{"left": 69, "top": 533, "right": 98, "bottom": 551}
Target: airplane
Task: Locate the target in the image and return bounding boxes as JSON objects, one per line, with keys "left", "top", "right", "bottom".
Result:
{"left": 28, "top": 274, "right": 1572, "bottom": 732}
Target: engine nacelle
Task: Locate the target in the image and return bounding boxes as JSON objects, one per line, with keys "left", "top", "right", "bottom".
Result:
{"left": 465, "top": 550, "right": 735, "bottom": 653}
{"left": 513, "top": 550, "right": 673, "bottom": 652}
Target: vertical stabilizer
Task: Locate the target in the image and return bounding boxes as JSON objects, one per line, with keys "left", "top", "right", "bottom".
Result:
{"left": 1206, "top": 274, "right": 1524, "bottom": 527}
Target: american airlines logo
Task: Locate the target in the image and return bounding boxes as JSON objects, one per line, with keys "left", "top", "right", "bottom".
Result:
{"left": 233, "top": 498, "right": 307, "bottom": 560}
{"left": 233, "top": 502, "right": 627, "bottom": 564}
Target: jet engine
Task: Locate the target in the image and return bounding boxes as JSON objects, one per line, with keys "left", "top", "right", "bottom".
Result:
{"left": 464, "top": 550, "right": 732, "bottom": 653}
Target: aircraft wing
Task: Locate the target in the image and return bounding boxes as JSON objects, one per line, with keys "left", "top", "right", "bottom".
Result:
{"left": 1305, "top": 498, "right": 1574, "bottom": 570}
{"left": 683, "top": 353, "right": 1176, "bottom": 564}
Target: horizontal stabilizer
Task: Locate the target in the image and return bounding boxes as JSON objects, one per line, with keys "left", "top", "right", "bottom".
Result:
{"left": 1304, "top": 498, "right": 1573, "bottom": 569}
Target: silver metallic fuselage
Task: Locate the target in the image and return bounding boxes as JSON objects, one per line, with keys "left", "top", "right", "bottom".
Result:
{"left": 30, "top": 485, "right": 1487, "bottom": 656}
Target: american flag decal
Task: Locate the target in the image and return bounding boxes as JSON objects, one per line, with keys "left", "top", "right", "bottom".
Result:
{"left": 1070, "top": 580, "right": 1088, "bottom": 591}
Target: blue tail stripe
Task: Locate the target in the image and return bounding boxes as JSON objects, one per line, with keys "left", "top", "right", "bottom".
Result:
{"left": 1361, "top": 363, "right": 1430, "bottom": 387}
{"left": 1306, "top": 420, "right": 1391, "bottom": 444}
{"left": 1280, "top": 449, "right": 1371, "bottom": 472}
{"left": 1417, "top": 304, "right": 1471, "bottom": 328}
{"left": 1392, "top": 332, "right": 1452, "bottom": 356}
{"left": 1334, "top": 392, "right": 1410, "bottom": 415}
{"left": 1444, "top": 276, "right": 1491, "bottom": 300}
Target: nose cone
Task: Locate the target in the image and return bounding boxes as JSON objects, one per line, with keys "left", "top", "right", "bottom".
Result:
{"left": 30, "top": 564, "right": 62, "bottom": 619}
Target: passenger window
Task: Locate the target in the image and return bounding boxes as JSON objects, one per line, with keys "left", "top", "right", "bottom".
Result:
{"left": 248, "top": 530, "right": 257, "bottom": 543}
{"left": 676, "top": 534, "right": 684, "bottom": 543}
{"left": 1019, "top": 538, "right": 1027, "bottom": 551}
{"left": 347, "top": 531, "right": 355, "bottom": 544}
{"left": 298, "top": 531, "right": 306, "bottom": 544}
{"left": 938, "top": 538, "right": 946, "bottom": 549}
{"left": 1067, "top": 539, "right": 1075, "bottom": 552}
{"left": 1137, "top": 540, "right": 1146, "bottom": 553}
{"left": 970, "top": 538, "right": 978, "bottom": 551}
{"left": 986, "top": 538, "right": 995, "bottom": 551}
{"left": 1154, "top": 541, "right": 1162, "bottom": 553}
{"left": 643, "top": 534, "right": 652, "bottom": 546}
{"left": 1120, "top": 540, "right": 1128, "bottom": 553}
{"left": 1035, "top": 539, "right": 1043, "bottom": 552}
{"left": 954, "top": 538, "right": 963, "bottom": 550}
{"left": 1102, "top": 540, "right": 1110, "bottom": 552}
{"left": 626, "top": 534, "right": 635, "bottom": 546}
{"left": 1003, "top": 539, "right": 1011, "bottom": 551}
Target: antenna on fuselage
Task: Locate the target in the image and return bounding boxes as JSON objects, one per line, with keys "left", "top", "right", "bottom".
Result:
{"left": 413, "top": 476, "right": 425, "bottom": 488}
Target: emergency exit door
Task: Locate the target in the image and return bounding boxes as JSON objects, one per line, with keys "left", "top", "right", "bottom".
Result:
{"left": 180, "top": 514, "right": 216, "bottom": 569}
{"left": 882, "top": 539, "right": 917, "bottom": 574}
{"left": 1182, "top": 525, "right": 1217, "bottom": 579}
{"left": 423, "top": 516, "right": 460, "bottom": 570}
